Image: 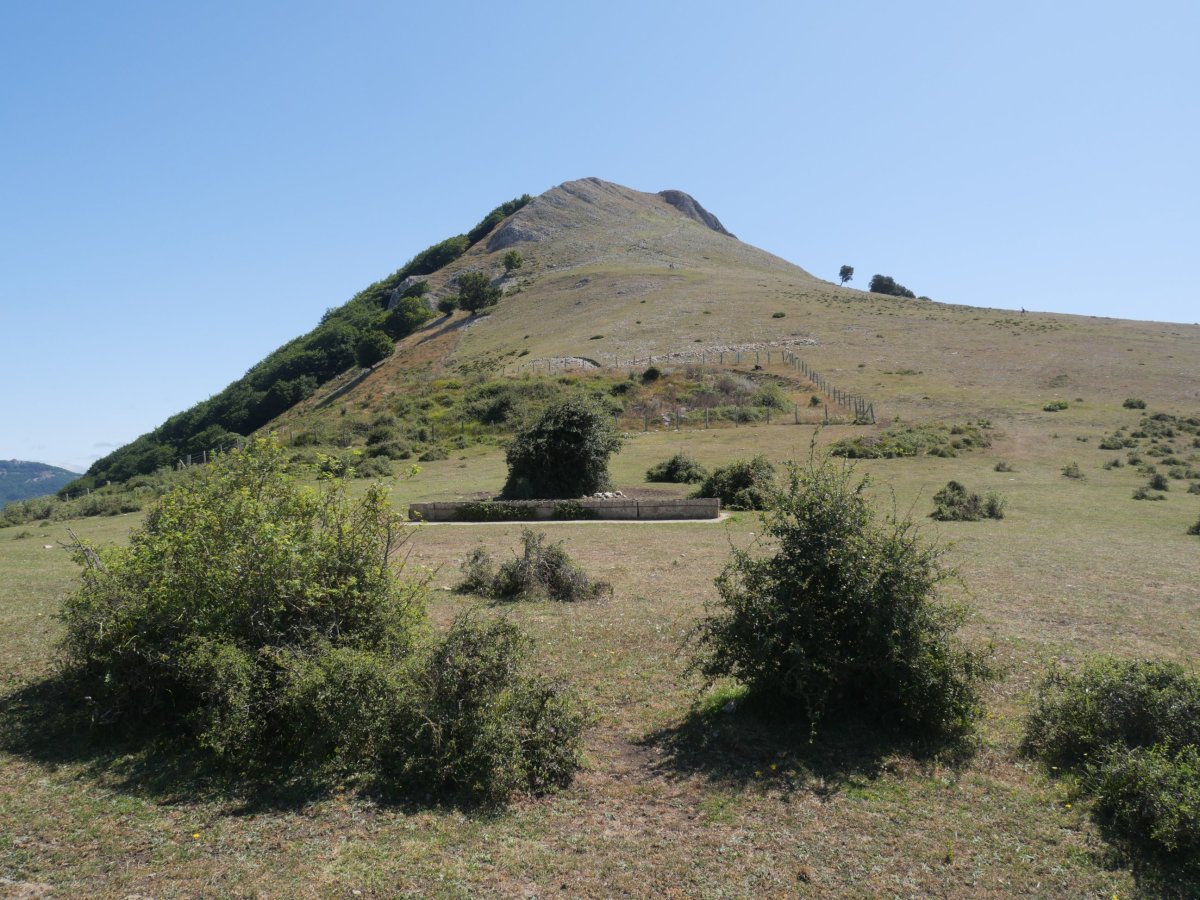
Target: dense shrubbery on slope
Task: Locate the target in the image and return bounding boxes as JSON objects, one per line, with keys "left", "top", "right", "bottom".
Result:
{"left": 68, "top": 195, "right": 532, "bottom": 493}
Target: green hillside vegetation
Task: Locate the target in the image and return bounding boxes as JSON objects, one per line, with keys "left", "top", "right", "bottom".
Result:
{"left": 67, "top": 195, "right": 531, "bottom": 492}
{"left": 0, "top": 460, "right": 78, "bottom": 505}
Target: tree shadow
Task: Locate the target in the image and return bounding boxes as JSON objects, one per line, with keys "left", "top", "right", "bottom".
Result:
{"left": 641, "top": 693, "right": 976, "bottom": 800}
{"left": 0, "top": 675, "right": 493, "bottom": 818}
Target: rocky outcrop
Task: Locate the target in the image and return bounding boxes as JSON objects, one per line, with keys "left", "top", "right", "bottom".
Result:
{"left": 657, "top": 190, "right": 735, "bottom": 238}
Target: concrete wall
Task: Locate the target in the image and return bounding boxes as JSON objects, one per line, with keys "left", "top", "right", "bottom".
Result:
{"left": 408, "top": 497, "right": 719, "bottom": 522}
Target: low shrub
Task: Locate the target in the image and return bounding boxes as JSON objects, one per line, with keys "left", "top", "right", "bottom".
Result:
{"left": 646, "top": 453, "right": 708, "bottom": 484}
{"left": 830, "top": 422, "right": 991, "bottom": 460}
{"left": 1094, "top": 743, "right": 1200, "bottom": 861}
{"left": 453, "top": 501, "right": 535, "bottom": 522}
{"left": 693, "top": 455, "right": 777, "bottom": 510}
{"left": 1189, "top": 516, "right": 1200, "bottom": 536}
{"left": 771, "top": 311, "right": 786, "bottom": 318}
{"left": 1023, "top": 656, "right": 1200, "bottom": 863}
{"left": 994, "top": 461, "right": 1015, "bottom": 472}
{"left": 1061, "top": 462, "right": 1085, "bottom": 480}
{"left": 1043, "top": 400, "right": 1070, "bottom": 412}
{"left": 1023, "top": 657, "right": 1200, "bottom": 772}
{"left": 418, "top": 447, "right": 448, "bottom": 462}
{"left": 1149, "top": 473, "right": 1171, "bottom": 491}
{"left": 930, "top": 481, "right": 1005, "bottom": 521}
{"left": 1102, "top": 458, "right": 1124, "bottom": 470}
{"left": 1124, "top": 398, "right": 1147, "bottom": 409}
{"left": 458, "top": 528, "right": 610, "bottom": 602}
{"left": 1133, "top": 487, "right": 1167, "bottom": 501}
{"left": 689, "top": 456, "right": 993, "bottom": 742}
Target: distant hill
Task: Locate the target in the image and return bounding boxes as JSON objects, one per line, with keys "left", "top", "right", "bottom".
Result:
{"left": 1, "top": 460, "right": 80, "bottom": 504}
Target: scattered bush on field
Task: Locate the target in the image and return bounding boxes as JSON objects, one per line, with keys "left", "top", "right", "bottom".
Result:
{"left": 1023, "top": 656, "right": 1200, "bottom": 864}
{"left": 1061, "top": 461, "right": 1085, "bottom": 480}
{"left": 830, "top": 422, "right": 991, "bottom": 459}
{"left": 1043, "top": 400, "right": 1070, "bottom": 412}
{"left": 1188, "top": 515, "right": 1200, "bottom": 536}
{"left": 58, "top": 439, "right": 585, "bottom": 802}
{"left": 1133, "top": 486, "right": 1167, "bottom": 501}
{"left": 689, "top": 455, "right": 992, "bottom": 743}
{"left": 693, "top": 455, "right": 777, "bottom": 510}
{"left": 1149, "top": 473, "right": 1171, "bottom": 491}
{"left": 646, "top": 453, "right": 708, "bottom": 484}
{"left": 994, "top": 461, "right": 1015, "bottom": 472}
{"left": 930, "top": 481, "right": 1005, "bottom": 521}
{"left": 457, "top": 528, "right": 610, "bottom": 602}
{"left": 1124, "top": 398, "right": 1147, "bottom": 409}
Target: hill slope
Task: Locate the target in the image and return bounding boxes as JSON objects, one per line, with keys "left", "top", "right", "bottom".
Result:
{"left": 72, "top": 176, "right": 1200, "bottom": 489}
{"left": 0, "top": 460, "right": 79, "bottom": 505}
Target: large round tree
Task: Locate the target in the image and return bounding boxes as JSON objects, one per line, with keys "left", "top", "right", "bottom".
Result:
{"left": 501, "top": 398, "right": 622, "bottom": 499}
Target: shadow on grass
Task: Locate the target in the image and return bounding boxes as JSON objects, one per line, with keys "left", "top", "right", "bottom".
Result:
{"left": 642, "top": 691, "right": 976, "bottom": 801}
{"left": 0, "top": 676, "right": 494, "bottom": 818}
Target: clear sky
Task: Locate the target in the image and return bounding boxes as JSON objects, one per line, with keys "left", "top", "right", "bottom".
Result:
{"left": 2, "top": 1, "right": 1197, "bottom": 472}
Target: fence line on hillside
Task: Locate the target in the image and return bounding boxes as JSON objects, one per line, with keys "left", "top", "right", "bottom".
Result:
{"left": 505, "top": 345, "right": 875, "bottom": 424}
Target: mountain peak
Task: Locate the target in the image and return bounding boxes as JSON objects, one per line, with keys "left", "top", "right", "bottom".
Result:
{"left": 486, "top": 178, "right": 737, "bottom": 251}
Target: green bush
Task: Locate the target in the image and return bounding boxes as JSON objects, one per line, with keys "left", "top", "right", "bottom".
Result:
{"left": 1043, "top": 400, "right": 1070, "bottom": 412}
{"left": 501, "top": 398, "right": 622, "bottom": 500}
{"left": 994, "top": 461, "right": 1015, "bottom": 472}
{"left": 406, "top": 614, "right": 587, "bottom": 801}
{"left": 693, "top": 455, "right": 776, "bottom": 510}
{"left": 58, "top": 439, "right": 584, "bottom": 801}
{"left": 1023, "top": 657, "right": 1200, "bottom": 772}
{"left": 1133, "top": 486, "right": 1167, "bottom": 501}
{"left": 1124, "top": 398, "right": 1147, "bottom": 409}
{"left": 1061, "top": 461, "right": 1085, "bottom": 480}
{"left": 1188, "top": 516, "right": 1200, "bottom": 536}
{"left": 930, "top": 481, "right": 1005, "bottom": 521}
{"left": 382, "top": 297, "right": 433, "bottom": 340}
{"left": 1094, "top": 743, "right": 1200, "bottom": 861}
{"left": 458, "top": 528, "right": 610, "bottom": 603}
{"left": 646, "top": 453, "right": 708, "bottom": 484}
{"left": 503, "top": 250, "right": 524, "bottom": 273}
{"left": 437, "top": 296, "right": 459, "bottom": 315}
{"left": 1149, "top": 473, "right": 1171, "bottom": 491}
{"left": 1024, "top": 657, "right": 1200, "bottom": 863}
{"left": 830, "top": 422, "right": 991, "bottom": 460}
{"left": 689, "top": 457, "right": 992, "bottom": 741}
{"left": 457, "top": 271, "right": 502, "bottom": 314}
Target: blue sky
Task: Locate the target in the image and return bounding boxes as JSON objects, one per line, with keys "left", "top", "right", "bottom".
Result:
{"left": 2, "top": 1, "right": 1197, "bottom": 472}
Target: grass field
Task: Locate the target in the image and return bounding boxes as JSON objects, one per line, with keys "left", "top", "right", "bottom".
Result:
{"left": 3, "top": 405, "right": 1198, "bottom": 897}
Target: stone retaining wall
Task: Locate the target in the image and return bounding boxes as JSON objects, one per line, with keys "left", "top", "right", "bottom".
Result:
{"left": 409, "top": 497, "right": 720, "bottom": 522}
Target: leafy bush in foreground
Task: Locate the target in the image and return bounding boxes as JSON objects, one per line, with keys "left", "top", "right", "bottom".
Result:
{"left": 693, "top": 455, "right": 776, "bottom": 510}
{"left": 689, "top": 457, "right": 993, "bottom": 742}
{"left": 459, "top": 528, "right": 610, "bottom": 602}
{"left": 930, "top": 481, "right": 1005, "bottom": 521}
{"left": 646, "top": 453, "right": 708, "bottom": 484}
{"left": 59, "top": 439, "right": 584, "bottom": 801}
{"left": 1023, "top": 657, "right": 1200, "bottom": 863}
